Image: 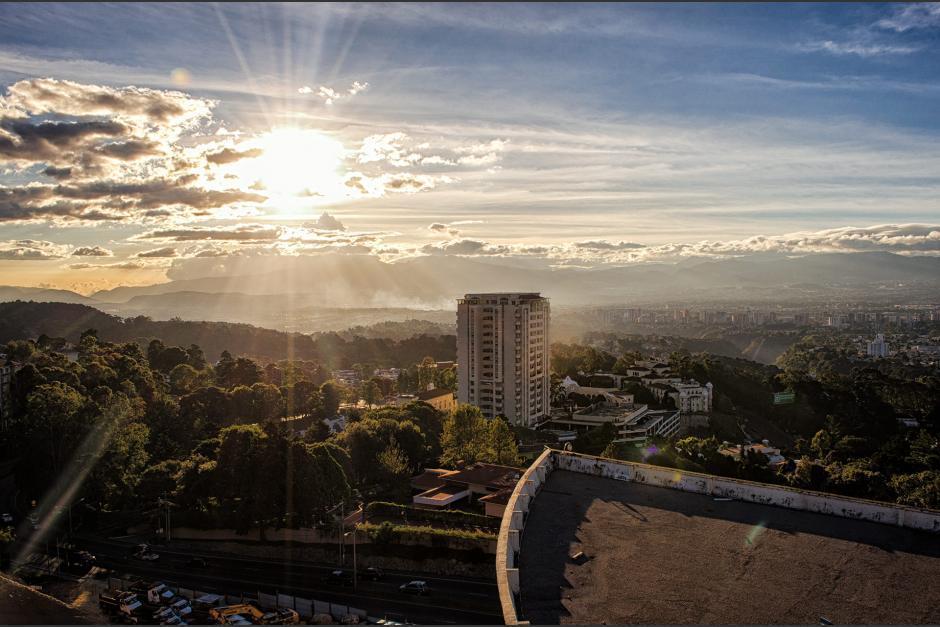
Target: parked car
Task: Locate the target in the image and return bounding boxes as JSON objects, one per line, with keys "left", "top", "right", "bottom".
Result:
{"left": 359, "top": 566, "right": 384, "bottom": 581}
{"left": 398, "top": 581, "right": 429, "bottom": 596}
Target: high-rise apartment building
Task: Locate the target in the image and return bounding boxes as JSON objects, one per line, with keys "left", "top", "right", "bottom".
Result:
{"left": 867, "top": 333, "right": 889, "bottom": 358}
{"left": 457, "top": 293, "right": 550, "bottom": 426}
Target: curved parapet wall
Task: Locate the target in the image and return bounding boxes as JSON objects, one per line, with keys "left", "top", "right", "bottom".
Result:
{"left": 496, "top": 449, "right": 940, "bottom": 624}
{"left": 495, "top": 448, "right": 553, "bottom": 625}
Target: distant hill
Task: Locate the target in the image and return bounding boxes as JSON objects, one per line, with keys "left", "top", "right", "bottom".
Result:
{"left": 82, "top": 251, "right": 940, "bottom": 309}
{"left": 0, "top": 286, "right": 93, "bottom": 305}
{"left": 0, "top": 301, "right": 456, "bottom": 367}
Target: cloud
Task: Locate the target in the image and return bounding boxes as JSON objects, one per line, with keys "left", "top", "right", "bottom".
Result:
{"left": 68, "top": 260, "right": 149, "bottom": 270}
{"left": 876, "top": 3, "right": 940, "bottom": 32}
{"left": 71, "top": 246, "right": 113, "bottom": 257}
{"left": 0, "top": 78, "right": 267, "bottom": 224}
{"left": 136, "top": 246, "right": 178, "bottom": 258}
{"left": 297, "top": 81, "right": 369, "bottom": 105}
{"left": 0, "top": 178, "right": 266, "bottom": 223}
{"left": 574, "top": 240, "right": 644, "bottom": 251}
{"left": 308, "top": 212, "right": 346, "bottom": 231}
{"left": 205, "top": 146, "right": 263, "bottom": 165}
{"left": 0, "top": 239, "right": 70, "bottom": 260}
{"left": 2, "top": 77, "right": 213, "bottom": 127}
{"left": 136, "top": 224, "right": 282, "bottom": 242}
{"left": 797, "top": 40, "right": 921, "bottom": 57}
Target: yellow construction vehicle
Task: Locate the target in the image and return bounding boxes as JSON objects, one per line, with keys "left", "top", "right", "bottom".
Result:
{"left": 209, "top": 604, "right": 300, "bottom": 625}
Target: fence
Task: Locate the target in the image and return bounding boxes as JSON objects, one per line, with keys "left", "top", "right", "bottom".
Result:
{"left": 93, "top": 577, "right": 368, "bottom": 622}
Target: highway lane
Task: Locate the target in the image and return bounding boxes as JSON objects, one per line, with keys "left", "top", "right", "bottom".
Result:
{"left": 70, "top": 536, "right": 502, "bottom": 624}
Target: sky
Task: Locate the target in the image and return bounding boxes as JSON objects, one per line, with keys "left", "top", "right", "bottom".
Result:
{"left": 0, "top": 2, "right": 939, "bottom": 294}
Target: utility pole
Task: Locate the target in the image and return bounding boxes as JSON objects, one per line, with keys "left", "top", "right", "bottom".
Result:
{"left": 352, "top": 524, "right": 357, "bottom": 592}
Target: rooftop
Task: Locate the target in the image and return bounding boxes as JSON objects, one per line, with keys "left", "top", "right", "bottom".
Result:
{"left": 518, "top": 469, "right": 940, "bottom": 624}
{"left": 442, "top": 463, "right": 522, "bottom": 489}
{"left": 415, "top": 388, "right": 454, "bottom": 401}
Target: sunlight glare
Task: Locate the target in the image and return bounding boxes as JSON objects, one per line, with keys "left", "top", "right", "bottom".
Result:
{"left": 248, "top": 128, "right": 347, "bottom": 201}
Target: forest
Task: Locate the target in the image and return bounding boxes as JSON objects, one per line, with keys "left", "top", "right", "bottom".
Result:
{"left": 0, "top": 330, "right": 516, "bottom": 537}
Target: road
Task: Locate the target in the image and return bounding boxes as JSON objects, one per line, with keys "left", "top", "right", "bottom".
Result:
{"left": 69, "top": 536, "right": 502, "bottom": 624}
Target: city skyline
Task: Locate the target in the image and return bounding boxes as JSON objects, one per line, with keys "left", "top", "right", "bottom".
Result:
{"left": 1, "top": 3, "right": 940, "bottom": 294}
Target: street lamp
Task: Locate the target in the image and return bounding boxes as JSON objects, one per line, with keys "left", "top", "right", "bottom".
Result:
{"left": 343, "top": 524, "right": 360, "bottom": 591}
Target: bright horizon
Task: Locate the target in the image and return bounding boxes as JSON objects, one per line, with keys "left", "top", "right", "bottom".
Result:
{"left": 1, "top": 3, "right": 940, "bottom": 294}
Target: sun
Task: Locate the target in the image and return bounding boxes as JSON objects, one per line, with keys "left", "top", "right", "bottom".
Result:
{"left": 245, "top": 128, "right": 347, "bottom": 200}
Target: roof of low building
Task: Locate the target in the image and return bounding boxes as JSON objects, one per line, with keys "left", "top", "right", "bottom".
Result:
{"left": 440, "top": 463, "right": 522, "bottom": 489}
{"left": 415, "top": 388, "right": 454, "bottom": 401}
{"left": 479, "top": 488, "right": 513, "bottom": 505}
{"left": 410, "top": 468, "right": 450, "bottom": 491}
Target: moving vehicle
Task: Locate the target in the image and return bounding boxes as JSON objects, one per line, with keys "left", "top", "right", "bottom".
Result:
{"left": 359, "top": 566, "right": 384, "bottom": 581}
{"left": 398, "top": 581, "right": 429, "bottom": 596}
{"left": 187, "top": 556, "right": 209, "bottom": 568}
{"left": 1, "top": 512, "right": 12, "bottom": 524}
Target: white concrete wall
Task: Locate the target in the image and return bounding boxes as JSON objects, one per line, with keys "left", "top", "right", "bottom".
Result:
{"left": 495, "top": 448, "right": 554, "bottom": 625}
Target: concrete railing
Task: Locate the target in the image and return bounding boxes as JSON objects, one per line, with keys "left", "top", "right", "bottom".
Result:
{"left": 496, "top": 448, "right": 940, "bottom": 624}
{"left": 495, "top": 447, "right": 554, "bottom": 625}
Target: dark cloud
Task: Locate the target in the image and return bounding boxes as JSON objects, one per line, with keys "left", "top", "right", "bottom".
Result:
{"left": 71, "top": 246, "right": 113, "bottom": 257}
{"left": 136, "top": 247, "right": 178, "bottom": 258}
{"left": 137, "top": 224, "right": 282, "bottom": 242}
{"left": 0, "top": 118, "right": 127, "bottom": 162}
{"left": 0, "top": 179, "right": 266, "bottom": 223}
{"left": 206, "top": 146, "right": 263, "bottom": 165}
{"left": 306, "top": 212, "right": 346, "bottom": 231}
{"left": 95, "top": 139, "right": 162, "bottom": 161}
{"left": 574, "top": 240, "right": 644, "bottom": 251}
{"left": 42, "top": 166, "right": 72, "bottom": 180}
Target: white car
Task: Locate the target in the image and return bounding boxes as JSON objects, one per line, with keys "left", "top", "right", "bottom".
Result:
{"left": 1, "top": 513, "right": 13, "bottom": 524}
{"left": 137, "top": 551, "right": 160, "bottom": 561}
{"left": 398, "top": 580, "right": 429, "bottom": 596}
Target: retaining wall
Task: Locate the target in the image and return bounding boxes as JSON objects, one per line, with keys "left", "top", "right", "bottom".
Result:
{"left": 495, "top": 448, "right": 940, "bottom": 625}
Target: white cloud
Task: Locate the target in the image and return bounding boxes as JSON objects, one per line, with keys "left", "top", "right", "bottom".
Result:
{"left": 876, "top": 3, "right": 940, "bottom": 32}
{"left": 297, "top": 81, "right": 369, "bottom": 104}
{"left": 798, "top": 40, "right": 921, "bottom": 57}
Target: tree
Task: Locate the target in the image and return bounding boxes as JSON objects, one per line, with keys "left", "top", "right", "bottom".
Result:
{"left": 19, "top": 382, "right": 87, "bottom": 489}
{"left": 169, "top": 363, "right": 201, "bottom": 395}
{"left": 891, "top": 471, "right": 940, "bottom": 509}
{"left": 441, "top": 404, "right": 486, "bottom": 467}
{"left": 320, "top": 381, "right": 341, "bottom": 417}
{"left": 376, "top": 442, "right": 412, "bottom": 502}
{"left": 484, "top": 418, "right": 519, "bottom": 466}
{"left": 361, "top": 380, "right": 382, "bottom": 408}
{"left": 83, "top": 394, "right": 150, "bottom": 510}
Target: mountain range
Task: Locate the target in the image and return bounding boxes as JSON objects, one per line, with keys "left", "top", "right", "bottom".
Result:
{"left": 2, "top": 252, "right": 937, "bottom": 332}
